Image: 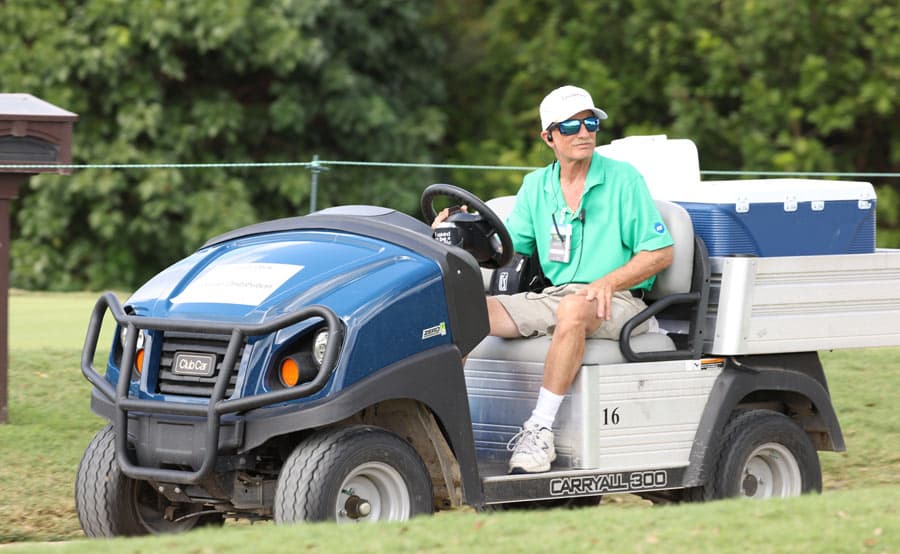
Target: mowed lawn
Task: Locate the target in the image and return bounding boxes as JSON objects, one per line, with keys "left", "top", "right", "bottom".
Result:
{"left": 0, "top": 291, "right": 897, "bottom": 552}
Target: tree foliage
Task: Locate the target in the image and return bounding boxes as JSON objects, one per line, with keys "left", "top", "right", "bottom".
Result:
{"left": 438, "top": 1, "right": 900, "bottom": 191}
{"left": 1, "top": 0, "right": 445, "bottom": 289}
{"left": 3, "top": 0, "right": 900, "bottom": 289}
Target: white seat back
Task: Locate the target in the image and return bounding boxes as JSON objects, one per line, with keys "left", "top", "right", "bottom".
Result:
{"left": 648, "top": 200, "right": 694, "bottom": 298}
{"left": 485, "top": 195, "right": 517, "bottom": 217}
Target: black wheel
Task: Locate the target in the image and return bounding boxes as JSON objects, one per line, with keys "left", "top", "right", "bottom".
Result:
{"left": 75, "top": 424, "right": 221, "bottom": 537}
{"left": 420, "top": 183, "right": 514, "bottom": 269}
{"left": 695, "top": 409, "right": 822, "bottom": 500}
{"left": 274, "top": 425, "right": 433, "bottom": 524}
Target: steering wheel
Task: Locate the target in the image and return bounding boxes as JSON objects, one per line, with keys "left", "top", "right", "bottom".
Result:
{"left": 420, "top": 183, "right": 514, "bottom": 269}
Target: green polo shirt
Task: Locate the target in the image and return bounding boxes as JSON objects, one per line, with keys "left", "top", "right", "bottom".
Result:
{"left": 505, "top": 151, "right": 673, "bottom": 289}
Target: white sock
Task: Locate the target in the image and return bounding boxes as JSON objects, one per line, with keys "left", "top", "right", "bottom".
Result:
{"left": 527, "top": 387, "right": 565, "bottom": 429}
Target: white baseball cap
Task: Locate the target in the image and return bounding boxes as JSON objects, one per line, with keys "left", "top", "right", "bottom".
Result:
{"left": 539, "top": 85, "right": 608, "bottom": 131}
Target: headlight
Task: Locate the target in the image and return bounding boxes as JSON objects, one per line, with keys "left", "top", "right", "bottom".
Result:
{"left": 313, "top": 329, "right": 329, "bottom": 367}
{"left": 120, "top": 326, "right": 145, "bottom": 350}
{"left": 119, "top": 326, "right": 146, "bottom": 376}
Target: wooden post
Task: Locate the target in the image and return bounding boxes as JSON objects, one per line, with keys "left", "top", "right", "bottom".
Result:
{"left": 0, "top": 174, "right": 26, "bottom": 423}
{"left": 0, "top": 94, "right": 77, "bottom": 424}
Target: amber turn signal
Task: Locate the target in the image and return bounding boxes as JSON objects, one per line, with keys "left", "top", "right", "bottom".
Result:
{"left": 279, "top": 357, "right": 300, "bottom": 387}
{"left": 135, "top": 348, "right": 145, "bottom": 375}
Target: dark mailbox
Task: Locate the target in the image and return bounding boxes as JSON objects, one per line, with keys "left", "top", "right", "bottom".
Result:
{"left": 0, "top": 94, "right": 76, "bottom": 171}
{"left": 0, "top": 94, "right": 78, "bottom": 423}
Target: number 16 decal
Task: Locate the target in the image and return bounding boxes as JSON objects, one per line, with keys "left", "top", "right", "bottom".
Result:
{"left": 602, "top": 407, "right": 620, "bottom": 425}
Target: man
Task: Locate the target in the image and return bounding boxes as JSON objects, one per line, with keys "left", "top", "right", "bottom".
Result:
{"left": 437, "top": 85, "right": 674, "bottom": 474}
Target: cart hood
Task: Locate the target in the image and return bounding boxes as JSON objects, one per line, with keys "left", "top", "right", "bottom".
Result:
{"left": 125, "top": 228, "right": 440, "bottom": 323}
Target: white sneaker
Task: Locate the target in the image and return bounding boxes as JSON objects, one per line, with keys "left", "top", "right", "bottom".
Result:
{"left": 507, "top": 421, "right": 556, "bottom": 474}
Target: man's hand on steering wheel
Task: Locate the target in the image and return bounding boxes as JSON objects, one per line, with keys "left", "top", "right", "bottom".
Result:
{"left": 420, "top": 184, "right": 513, "bottom": 269}
{"left": 431, "top": 205, "right": 468, "bottom": 229}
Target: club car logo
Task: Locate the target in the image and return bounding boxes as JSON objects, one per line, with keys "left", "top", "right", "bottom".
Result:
{"left": 549, "top": 470, "right": 668, "bottom": 496}
{"left": 172, "top": 352, "right": 217, "bottom": 377}
{"left": 422, "top": 322, "right": 447, "bottom": 340}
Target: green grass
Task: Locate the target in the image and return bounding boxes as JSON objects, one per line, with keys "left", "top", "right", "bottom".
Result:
{"left": 1, "top": 291, "right": 117, "bottom": 542}
{"left": 3, "top": 488, "right": 898, "bottom": 553}
{"left": 818, "top": 349, "right": 900, "bottom": 492}
{"left": 1, "top": 292, "right": 898, "bottom": 552}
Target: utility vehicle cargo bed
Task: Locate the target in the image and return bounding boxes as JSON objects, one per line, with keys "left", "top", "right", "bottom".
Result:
{"left": 705, "top": 250, "right": 900, "bottom": 355}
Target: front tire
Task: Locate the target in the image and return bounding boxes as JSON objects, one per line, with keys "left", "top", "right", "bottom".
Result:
{"left": 75, "top": 424, "right": 221, "bottom": 537}
{"left": 274, "top": 425, "right": 433, "bottom": 524}
{"left": 696, "top": 409, "right": 822, "bottom": 500}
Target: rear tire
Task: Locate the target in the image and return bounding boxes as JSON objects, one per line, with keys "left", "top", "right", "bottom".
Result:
{"left": 274, "top": 425, "right": 433, "bottom": 523}
{"left": 75, "top": 424, "right": 220, "bottom": 536}
{"left": 694, "top": 409, "right": 821, "bottom": 500}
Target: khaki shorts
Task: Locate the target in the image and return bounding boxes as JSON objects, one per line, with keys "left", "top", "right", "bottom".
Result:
{"left": 493, "top": 283, "right": 650, "bottom": 340}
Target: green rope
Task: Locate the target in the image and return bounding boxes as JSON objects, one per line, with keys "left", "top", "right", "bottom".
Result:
{"left": 0, "top": 160, "right": 897, "bottom": 179}
{"left": 0, "top": 160, "right": 540, "bottom": 171}
{"left": 0, "top": 162, "right": 317, "bottom": 170}
{"left": 317, "top": 160, "right": 540, "bottom": 171}
{"left": 702, "top": 170, "right": 900, "bottom": 178}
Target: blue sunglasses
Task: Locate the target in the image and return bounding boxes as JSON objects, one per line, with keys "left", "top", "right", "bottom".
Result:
{"left": 553, "top": 116, "right": 601, "bottom": 135}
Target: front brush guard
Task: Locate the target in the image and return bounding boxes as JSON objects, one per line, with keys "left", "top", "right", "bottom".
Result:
{"left": 81, "top": 292, "right": 343, "bottom": 485}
